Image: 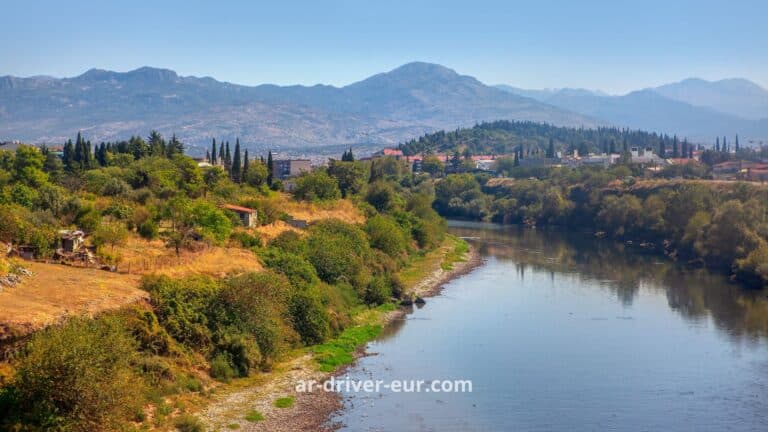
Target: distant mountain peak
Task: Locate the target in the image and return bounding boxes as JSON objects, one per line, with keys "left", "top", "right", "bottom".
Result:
{"left": 75, "top": 66, "right": 179, "bottom": 83}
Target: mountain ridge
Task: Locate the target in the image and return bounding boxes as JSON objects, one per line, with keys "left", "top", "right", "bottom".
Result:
{"left": 0, "top": 62, "right": 596, "bottom": 151}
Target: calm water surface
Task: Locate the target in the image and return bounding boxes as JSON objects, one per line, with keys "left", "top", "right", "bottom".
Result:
{"left": 331, "top": 222, "right": 768, "bottom": 431}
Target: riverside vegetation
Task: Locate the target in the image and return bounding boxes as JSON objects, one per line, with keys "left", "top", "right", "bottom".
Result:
{"left": 407, "top": 122, "right": 768, "bottom": 288}
{"left": 0, "top": 133, "right": 451, "bottom": 431}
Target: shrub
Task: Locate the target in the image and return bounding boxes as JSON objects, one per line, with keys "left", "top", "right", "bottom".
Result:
{"left": 212, "top": 272, "right": 298, "bottom": 367}
{"left": 213, "top": 333, "right": 262, "bottom": 378}
{"left": 292, "top": 170, "right": 341, "bottom": 201}
{"left": 244, "top": 410, "right": 264, "bottom": 422}
{"left": 210, "top": 353, "right": 236, "bottom": 382}
{"left": 100, "top": 177, "right": 132, "bottom": 196}
{"left": 174, "top": 414, "right": 205, "bottom": 432}
{"left": 269, "top": 230, "right": 307, "bottom": 255}
{"left": 306, "top": 220, "right": 370, "bottom": 284}
{"left": 13, "top": 316, "right": 142, "bottom": 431}
{"left": 260, "top": 247, "right": 318, "bottom": 288}
{"left": 365, "top": 215, "right": 408, "bottom": 258}
{"left": 364, "top": 277, "right": 392, "bottom": 305}
{"left": 191, "top": 200, "right": 232, "bottom": 244}
{"left": 289, "top": 289, "right": 330, "bottom": 345}
{"left": 139, "top": 220, "right": 159, "bottom": 240}
{"left": 230, "top": 231, "right": 262, "bottom": 248}
{"left": 143, "top": 275, "right": 219, "bottom": 350}
{"left": 274, "top": 396, "right": 294, "bottom": 408}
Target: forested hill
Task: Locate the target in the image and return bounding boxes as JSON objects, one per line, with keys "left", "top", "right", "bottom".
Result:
{"left": 399, "top": 120, "right": 705, "bottom": 157}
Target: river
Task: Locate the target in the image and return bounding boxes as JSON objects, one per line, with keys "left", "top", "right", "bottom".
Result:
{"left": 329, "top": 221, "right": 768, "bottom": 431}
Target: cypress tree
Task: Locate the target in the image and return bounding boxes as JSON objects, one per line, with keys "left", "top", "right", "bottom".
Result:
{"left": 211, "top": 138, "right": 217, "bottom": 164}
{"left": 232, "top": 139, "right": 242, "bottom": 182}
{"left": 547, "top": 138, "right": 555, "bottom": 158}
{"left": 219, "top": 142, "right": 224, "bottom": 164}
{"left": 224, "top": 141, "right": 231, "bottom": 170}
{"left": 735, "top": 134, "right": 740, "bottom": 152}
{"left": 242, "top": 149, "right": 250, "bottom": 182}
{"left": 63, "top": 139, "right": 74, "bottom": 171}
{"left": 716, "top": 137, "right": 720, "bottom": 152}
{"left": 267, "top": 150, "right": 274, "bottom": 185}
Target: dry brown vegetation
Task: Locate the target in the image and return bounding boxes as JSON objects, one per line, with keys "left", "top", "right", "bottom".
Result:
{"left": 0, "top": 262, "right": 144, "bottom": 338}
{"left": 118, "top": 236, "right": 262, "bottom": 276}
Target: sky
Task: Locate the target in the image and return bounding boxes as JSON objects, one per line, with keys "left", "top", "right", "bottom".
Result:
{"left": 1, "top": 0, "right": 766, "bottom": 94}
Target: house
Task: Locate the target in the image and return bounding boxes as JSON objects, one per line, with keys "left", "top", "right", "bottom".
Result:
{"left": 372, "top": 148, "right": 404, "bottom": 159}
{"left": 271, "top": 159, "right": 311, "bottom": 180}
{"left": 223, "top": 204, "right": 257, "bottom": 227}
{"left": 59, "top": 230, "right": 85, "bottom": 253}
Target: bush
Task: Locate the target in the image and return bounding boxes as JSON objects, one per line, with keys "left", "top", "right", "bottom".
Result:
{"left": 212, "top": 272, "right": 298, "bottom": 367}
{"left": 364, "top": 277, "right": 392, "bottom": 305}
{"left": 213, "top": 333, "right": 262, "bottom": 378}
{"left": 174, "top": 414, "right": 205, "bottom": 432}
{"left": 365, "top": 215, "right": 408, "bottom": 258}
{"left": 260, "top": 247, "right": 318, "bottom": 288}
{"left": 210, "top": 353, "right": 236, "bottom": 382}
{"left": 230, "top": 231, "right": 263, "bottom": 248}
{"left": 292, "top": 170, "right": 341, "bottom": 201}
{"left": 143, "top": 275, "right": 219, "bottom": 350}
{"left": 13, "top": 316, "right": 142, "bottom": 431}
{"left": 290, "top": 289, "right": 330, "bottom": 345}
{"left": 269, "top": 230, "right": 307, "bottom": 256}
{"left": 139, "top": 220, "right": 159, "bottom": 240}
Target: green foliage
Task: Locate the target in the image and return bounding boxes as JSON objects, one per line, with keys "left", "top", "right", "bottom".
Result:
{"left": 364, "top": 276, "right": 392, "bottom": 305}
{"left": 213, "top": 272, "right": 298, "bottom": 367}
{"left": 365, "top": 181, "right": 401, "bottom": 212}
{"left": 292, "top": 170, "right": 341, "bottom": 201}
{"left": 274, "top": 397, "right": 294, "bottom": 408}
{"left": 244, "top": 410, "right": 265, "bottom": 422}
{"left": 174, "top": 414, "right": 205, "bottom": 432}
{"left": 230, "top": 231, "right": 263, "bottom": 248}
{"left": 143, "top": 275, "right": 219, "bottom": 350}
{"left": 306, "top": 220, "right": 369, "bottom": 284}
{"left": 365, "top": 214, "right": 408, "bottom": 258}
{"left": 328, "top": 160, "right": 366, "bottom": 198}
{"left": 191, "top": 200, "right": 233, "bottom": 244}
{"left": 260, "top": 247, "right": 319, "bottom": 288}
{"left": 312, "top": 325, "right": 382, "bottom": 372}
{"left": 289, "top": 288, "right": 330, "bottom": 344}
{"left": 12, "top": 316, "right": 142, "bottom": 431}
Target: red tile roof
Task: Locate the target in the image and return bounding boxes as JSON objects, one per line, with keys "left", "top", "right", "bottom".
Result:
{"left": 222, "top": 204, "right": 256, "bottom": 213}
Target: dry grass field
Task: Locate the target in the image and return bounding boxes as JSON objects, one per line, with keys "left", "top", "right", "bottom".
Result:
{"left": 0, "top": 261, "right": 144, "bottom": 338}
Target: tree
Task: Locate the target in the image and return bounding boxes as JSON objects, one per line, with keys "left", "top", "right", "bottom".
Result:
{"left": 292, "top": 170, "right": 341, "bottom": 201}
{"left": 547, "top": 138, "right": 555, "bottom": 158}
{"left": 93, "top": 221, "right": 129, "bottom": 251}
{"left": 211, "top": 138, "right": 217, "bottom": 164}
{"left": 266, "top": 151, "right": 274, "bottom": 186}
{"left": 224, "top": 141, "right": 231, "bottom": 170}
{"left": 242, "top": 149, "right": 250, "bottom": 181}
{"left": 232, "top": 139, "right": 242, "bottom": 183}
{"left": 421, "top": 156, "right": 445, "bottom": 176}
{"left": 327, "top": 160, "right": 365, "bottom": 198}
{"left": 148, "top": 130, "right": 165, "bottom": 156}
{"left": 735, "top": 134, "right": 740, "bottom": 153}
{"left": 167, "top": 134, "right": 183, "bottom": 157}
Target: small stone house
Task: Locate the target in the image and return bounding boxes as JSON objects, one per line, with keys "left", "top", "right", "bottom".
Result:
{"left": 223, "top": 204, "right": 258, "bottom": 228}
{"left": 59, "top": 230, "right": 85, "bottom": 252}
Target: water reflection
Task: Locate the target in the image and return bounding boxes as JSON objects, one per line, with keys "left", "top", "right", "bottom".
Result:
{"left": 451, "top": 221, "right": 768, "bottom": 344}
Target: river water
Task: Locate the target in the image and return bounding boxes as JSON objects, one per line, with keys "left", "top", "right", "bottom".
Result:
{"left": 330, "top": 221, "right": 768, "bottom": 431}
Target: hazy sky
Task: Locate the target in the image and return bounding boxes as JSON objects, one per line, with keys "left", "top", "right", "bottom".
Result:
{"left": 2, "top": 0, "right": 766, "bottom": 94}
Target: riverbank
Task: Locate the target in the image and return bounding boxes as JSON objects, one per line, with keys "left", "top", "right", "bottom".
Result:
{"left": 198, "top": 235, "right": 481, "bottom": 431}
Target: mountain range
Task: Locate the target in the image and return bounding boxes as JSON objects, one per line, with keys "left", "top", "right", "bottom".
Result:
{"left": 496, "top": 79, "right": 768, "bottom": 145}
{"left": 1, "top": 62, "right": 767, "bottom": 152}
